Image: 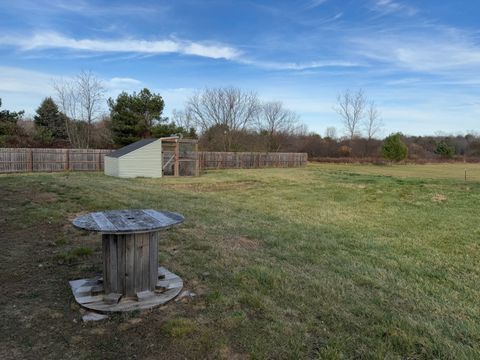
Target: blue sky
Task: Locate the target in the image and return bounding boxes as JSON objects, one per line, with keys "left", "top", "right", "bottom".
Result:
{"left": 0, "top": 0, "right": 479, "bottom": 137}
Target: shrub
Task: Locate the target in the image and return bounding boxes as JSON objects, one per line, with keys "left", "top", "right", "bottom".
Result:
{"left": 338, "top": 145, "right": 351, "bottom": 157}
{"left": 381, "top": 133, "right": 408, "bottom": 162}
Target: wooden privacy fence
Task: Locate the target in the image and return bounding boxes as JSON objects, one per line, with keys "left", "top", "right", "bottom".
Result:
{"left": 0, "top": 148, "right": 112, "bottom": 173}
{"left": 0, "top": 148, "right": 307, "bottom": 173}
{"left": 198, "top": 151, "right": 308, "bottom": 170}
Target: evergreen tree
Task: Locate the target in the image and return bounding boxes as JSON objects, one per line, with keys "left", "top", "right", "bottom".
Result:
{"left": 108, "top": 88, "right": 165, "bottom": 145}
{"left": 34, "top": 97, "right": 68, "bottom": 139}
{"left": 434, "top": 141, "right": 455, "bottom": 158}
{"left": 152, "top": 122, "right": 197, "bottom": 139}
{"left": 381, "top": 133, "right": 408, "bottom": 162}
{"left": 0, "top": 99, "right": 24, "bottom": 145}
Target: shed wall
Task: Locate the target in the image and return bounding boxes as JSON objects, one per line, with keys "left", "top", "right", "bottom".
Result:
{"left": 104, "top": 157, "right": 119, "bottom": 177}
{"left": 117, "top": 140, "right": 163, "bottom": 178}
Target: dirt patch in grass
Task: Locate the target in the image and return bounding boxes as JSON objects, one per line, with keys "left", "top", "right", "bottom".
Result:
{"left": 223, "top": 235, "right": 260, "bottom": 251}
{"left": 28, "top": 192, "right": 58, "bottom": 204}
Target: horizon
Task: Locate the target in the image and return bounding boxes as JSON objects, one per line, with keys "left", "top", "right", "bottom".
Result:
{"left": 0, "top": 0, "right": 479, "bottom": 137}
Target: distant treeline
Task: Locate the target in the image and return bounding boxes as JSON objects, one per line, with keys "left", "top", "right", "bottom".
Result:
{"left": 5, "top": 116, "right": 479, "bottom": 162}
{"left": 198, "top": 130, "right": 480, "bottom": 162}
{"left": 0, "top": 73, "right": 478, "bottom": 162}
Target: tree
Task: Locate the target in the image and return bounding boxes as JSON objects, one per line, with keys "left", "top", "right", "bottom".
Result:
{"left": 171, "top": 109, "right": 195, "bottom": 130}
{"left": 77, "top": 70, "right": 105, "bottom": 146}
{"left": 334, "top": 89, "right": 367, "bottom": 140}
{"left": 257, "top": 101, "right": 300, "bottom": 152}
{"left": 186, "top": 87, "right": 260, "bottom": 151}
{"left": 363, "top": 101, "right": 383, "bottom": 155}
{"left": 364, "top": 101, "right": 383, "bottom": 141}
{"left": 108, "top": 88, "right": 166, "bottom": 146}
{"left": 325, "top": 127, "right": 337, "bottom": 140}
{"left": 152, "top": 122, "right": 197, "bottom": 139}
{"left": 53, "top": 70, "right": 105, "bottom": 148}
{"left": 34, "top": 97, "right": 68, "bottom": 140}
{"left": 0, "top": 99, "right": 24, "bottom": 146}
{"left": 381, "top": 133, "right": 408, "bottom": 162}
{"left": 434, "top": 141, "right": 455, "bottom": 158}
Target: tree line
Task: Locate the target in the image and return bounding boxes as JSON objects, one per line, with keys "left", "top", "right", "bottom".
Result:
{"left": 1, "top": 71, "right": 479, "bottom": 162}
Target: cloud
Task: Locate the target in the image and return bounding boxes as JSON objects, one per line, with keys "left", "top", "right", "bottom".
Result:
{"left": 371, "top": 0, "right": 417, "bottom": 16}
{"left": 0, "top": 32, "right": 241, "bottom": 60}
{"left": 105, "top": 77, "right": 143, "bottom": 94}
{"left": 239, "top": 59, "right": 360, "bottom": 70}
{"left": 8, "top": 0, "right": 165, "bottom": 17}
{"left": 351, "top": 29, "right": 480, "bottom": 72}
{"left": 107, "top": 77, "right": 142, "bottom": 86}
{"left": 0, "top": 31, "right": 360, "bottom": 71}
{"left": 0, "top": 66, "right": 56, "bottom": 95}
{"left": 305, "top": 0, "right": 328, "bottom": 9}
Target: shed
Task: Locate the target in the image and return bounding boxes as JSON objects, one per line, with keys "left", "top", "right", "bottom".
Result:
{"left": 104, "top": 137, "right": 199, "bottom": 178}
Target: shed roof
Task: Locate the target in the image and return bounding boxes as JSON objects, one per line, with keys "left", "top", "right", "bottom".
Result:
{"left": 106, "top": 138, "right": 159, "bottom": 158}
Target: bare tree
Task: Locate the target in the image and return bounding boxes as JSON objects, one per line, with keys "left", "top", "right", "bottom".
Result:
{"left": 186, "top": 87, "right": 260, "bottom": 151}
{"left": 363, "top": 101, "right": 383, "bottom": 156}
{"left": 364, "top": 101, "right": 383, "bottom": 141}
{"left": 294, "top": 123, "right": 308, "bottom": 136}
{"left": 77, "top": 70, "right": 105, "bottom": 146}
{"left": 334, "top": 89, "right": 367, "bottom": 140}
{"left": 325, "top": 126, "right": 337, "bottom": 139}
{"left": 53, "top": 71, "right": 105, "bottom": 148}
{"left": 53, "top": 78, "right": 82, "bottom": 147}
{"left": 257, "top": 101, "right": 300, "bottom": 151}
{"left": 171, "top": 109, "right": 194, "bottom": 130}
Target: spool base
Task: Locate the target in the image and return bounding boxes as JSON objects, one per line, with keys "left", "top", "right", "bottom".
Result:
{"left": 69, "top": 267, "right": 183, "bottom": 313}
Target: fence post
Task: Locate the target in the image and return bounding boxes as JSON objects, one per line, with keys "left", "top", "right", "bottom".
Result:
{"left": 65, "top": 149, "right": 69, "bottom": 171}
{"left": 195, "top": 143, "right": 200, "bottom": 176}
{"left": 174, "top": 139, "right": 180, "bottom": 177}
{"left": 98, "top": 151, "right": 102, "bottom": 171}
{"left": 28, "top": 149, "right": 33, "bottom": 172}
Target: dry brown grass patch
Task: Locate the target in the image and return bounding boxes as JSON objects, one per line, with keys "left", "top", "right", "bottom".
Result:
{"left": 163, "top": 180, "right": 259, "bottom": 193}
{"left": 432, "top": 193, "right": 448, "bottom": 202}
{"left": 29, "top": 192, "right": 58, "bottom": 204}
{"left": 223, "top": 235, "right": 260, "bottom": 251}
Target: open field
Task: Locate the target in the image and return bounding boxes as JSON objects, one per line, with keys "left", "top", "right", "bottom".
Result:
{"left": 315, "top": 162, "right": 480, "bottom": 181}
{"left": 1, "top": 163, "right": 480, "bottom": 359}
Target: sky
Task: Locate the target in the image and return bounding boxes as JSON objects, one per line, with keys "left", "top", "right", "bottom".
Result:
{"left": 0, "top": 0, "right": 479, "bottom": 137}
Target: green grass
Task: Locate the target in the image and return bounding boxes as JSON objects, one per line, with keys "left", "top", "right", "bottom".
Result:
{"left": 162, "top": 318, "right": 197, "bottom": 338}
{"left": 55, "top": 246, "right": 94, "bottom": 264}
{"left": 1, "top": 163, "right": 480, "bottom": 359}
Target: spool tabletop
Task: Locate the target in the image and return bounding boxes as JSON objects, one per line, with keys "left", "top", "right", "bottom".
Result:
{"left": 73, "top": 209, "right": 184, "bottom": 234}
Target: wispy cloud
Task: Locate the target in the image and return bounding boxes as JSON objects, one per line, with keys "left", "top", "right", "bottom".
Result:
{"left": 7, "top": 0, "right": 165, "bottom": 17}
{"left": 0, "top": 31, "right": 361, "bottom": 71}
{"left": 305, "top": 0, "right": 329, "bottom": 9}
{"left": 352, "top": 28, "right": 480, "bottom": 72}
{"left": 106, "top": 77, "right": 143, "bottom": 94}
{"left": 371, "top": 0, "right": 417, "bottom": 16}
{"left": 239, "top": 58, "right": 360, "bottom": 70}
{"left": 0, "top": 66, "right": 55, "bottom": 95}
{"left": 0, "top": 32, "right": 240, "bottom": 60}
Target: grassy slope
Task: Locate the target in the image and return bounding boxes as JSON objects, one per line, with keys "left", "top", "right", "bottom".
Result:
{"left": 1, "top": 164, "right": 480, "bottom": 359}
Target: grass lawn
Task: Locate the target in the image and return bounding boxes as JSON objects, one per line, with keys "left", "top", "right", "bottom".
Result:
{"left": 1, "top": 163, "right": 480, "bottom": 359}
